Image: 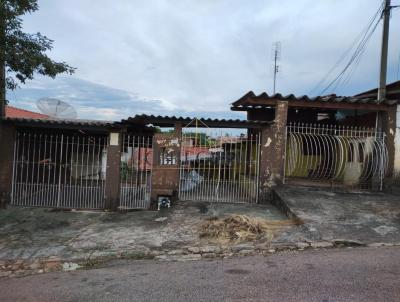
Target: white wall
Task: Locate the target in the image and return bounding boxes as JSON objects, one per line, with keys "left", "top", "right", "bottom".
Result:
{"left": 394, "top": 105, "right": 400, "bottom": 177}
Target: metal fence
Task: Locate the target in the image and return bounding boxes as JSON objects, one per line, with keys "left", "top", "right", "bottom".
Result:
{"left": 11, "top": 131, "right": 108, "bottom": 209}
{"left": 285, "top": 123, "right": 388, "bottom": 190}
{"left": 179, "top": 128, "right": 260, "bottom": 203}
{"left": 119, "top": 134, "right": 153, "bottom": 209}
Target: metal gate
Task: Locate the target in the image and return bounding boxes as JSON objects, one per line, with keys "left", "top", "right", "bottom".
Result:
{"left": 119, "top": 134, "right": 152, "bottom": 209}
{"left": 178, "top": 127, "right": 260, "bottom": 203}
{"left": 285, "top": 123, "right": 388, "bottom": 190}
{"left": 11, "top": 130, "right": 108, "bottom": 209}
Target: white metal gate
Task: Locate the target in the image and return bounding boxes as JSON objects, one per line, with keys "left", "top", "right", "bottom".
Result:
{"left": 11, "top": 131, "right": 108, "bottom": 209}
{"left": 285, "top": 123, "right": 388, "bottom": 190}
{"left": 119, "top": 134, "right": 152, "bottom": 209}
{"left": 179, "top": 127, "right": 260, "bottom": 203}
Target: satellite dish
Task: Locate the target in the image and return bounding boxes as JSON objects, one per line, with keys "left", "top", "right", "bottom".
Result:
{"left": 37, "top": 98, "right": 77, "bottom": 119}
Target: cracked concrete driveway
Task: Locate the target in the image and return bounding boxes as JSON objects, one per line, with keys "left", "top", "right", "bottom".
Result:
{"left": 0, "top": 201, "right": 291, "bottom": 263}
{"left": 1, "top": 186, "right": 399, "bottom": 277}
{"left": 273, "top": 186, "right": 400, "bottom": 245}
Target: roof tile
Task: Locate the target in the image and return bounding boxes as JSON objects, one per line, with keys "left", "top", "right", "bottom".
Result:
{"left": 5, "top": 105, "right": 49, "bottom": 119}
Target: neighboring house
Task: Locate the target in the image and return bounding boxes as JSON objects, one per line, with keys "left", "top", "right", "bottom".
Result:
{"left": 354, "top": 80, "right": 400, "bottom": 100}
{"left": 355, "top": 81, "right": 400, "bottom": 179}
{"left": 5, "top": 105, "right": 49, "bottom": 119}
{"left": 231, "top": 81, "right": 399, "bottom": 189}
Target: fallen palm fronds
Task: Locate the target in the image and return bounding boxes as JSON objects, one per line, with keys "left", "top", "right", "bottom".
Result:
{"left": 199, "top": 214, "right": 299, "bottom": 243}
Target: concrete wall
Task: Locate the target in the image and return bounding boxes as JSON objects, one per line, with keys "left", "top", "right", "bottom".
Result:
{"left": 104, "top": 132, "right": 121, "bottom": 210}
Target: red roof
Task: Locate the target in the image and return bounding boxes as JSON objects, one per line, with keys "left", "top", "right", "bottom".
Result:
{"left": 5, "top": 105, "right": 49, "bottom": 119}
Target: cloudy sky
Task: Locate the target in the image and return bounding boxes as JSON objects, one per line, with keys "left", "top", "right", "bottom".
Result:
{"left": 7, "top": 0, "right": 400, "bottom": 120}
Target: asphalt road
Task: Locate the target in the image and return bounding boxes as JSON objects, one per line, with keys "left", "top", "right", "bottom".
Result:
{"left": 1, "top": 247, "right": 399, "bottom": 302}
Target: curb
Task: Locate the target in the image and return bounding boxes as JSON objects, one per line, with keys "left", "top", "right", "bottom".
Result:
{"left": 2, "top": 242, "right": 400, "bottom": 278}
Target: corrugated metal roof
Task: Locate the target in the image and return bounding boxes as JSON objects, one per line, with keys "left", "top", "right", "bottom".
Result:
{"left": 231, "top": 91, "right": 398, "bottom": 109}
{"left": 4, "top": 115, "right": 271, "bottom": 130}
{"left": 123, "top": 114, "right": 272, "bottom": 128}
{"left": 3, "top": 117, "right": 119, "bottom": 128}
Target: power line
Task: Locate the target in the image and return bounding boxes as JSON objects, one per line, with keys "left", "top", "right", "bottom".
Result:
{"left": 330, "top": 16, "right": 382, "bottom": 93}
{"left": 319, "top": 6, "right": 383, "bottom": 95}
{"left": 309, "top": 2, "right": 384, "bottom": 96}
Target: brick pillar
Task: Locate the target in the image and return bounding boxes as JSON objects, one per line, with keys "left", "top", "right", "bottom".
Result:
{"left": 150, "top": 123, "right": 182, "bottom": 206}
{"left": 378, "top": 109, "right": 396, "bottom": 178}
{"left": 0, "top": 123, "right": 15, "bottom": 208}
{"left": 385, "top": 109, "right": 396, "bottom": 178}
{"left": 174, "top": 122, "right": 182, "bottom": 169}
{"left": 104, "top": 132, "right": 121, "bottom": 210}
{"left": 258, "top": 101, "right": 288, "bottom": 202}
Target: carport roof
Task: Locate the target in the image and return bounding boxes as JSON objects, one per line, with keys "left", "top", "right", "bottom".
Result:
{"left": 2, "top": 115, "right": 272, "bottom": 130}
{"left": 122, "top": 114, "right": 272, "bottom": 128}
{"left": 2, "top": 116, "right": 120, "bottom": 130}
{"left": 231, "top": 91, "right": 398, "bottom": 111}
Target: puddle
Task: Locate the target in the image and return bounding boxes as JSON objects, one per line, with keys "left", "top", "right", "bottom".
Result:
{"left": 225, "top": 268, "right": 251, "bottom": 275}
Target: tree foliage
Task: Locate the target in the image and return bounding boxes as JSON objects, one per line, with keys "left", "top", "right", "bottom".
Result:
{"left": 1, "top": 0, "right": 75, "bottom": 90}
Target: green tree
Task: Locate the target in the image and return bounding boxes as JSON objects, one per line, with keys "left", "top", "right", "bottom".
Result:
{"left": 0, "top": 0, "right": 75, "bottom": 117}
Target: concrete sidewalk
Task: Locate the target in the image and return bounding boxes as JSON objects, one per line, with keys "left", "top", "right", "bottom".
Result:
{"left": 0, "top": 201, "right": 294, "bottom": 276}
{"left": 273, "top": 186, "right": 400, "bottom": 246}
{"left": 2, "top": 187, "right": 399, "bottom": 278}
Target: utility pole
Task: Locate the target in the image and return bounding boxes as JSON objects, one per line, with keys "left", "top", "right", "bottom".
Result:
{"left": 378, "top": 0, "right": 391, "bottom": 102}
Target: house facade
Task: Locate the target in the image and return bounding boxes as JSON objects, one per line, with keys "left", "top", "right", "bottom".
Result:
{"left": 0, "top": 82, "right": 398, "bottom": 211}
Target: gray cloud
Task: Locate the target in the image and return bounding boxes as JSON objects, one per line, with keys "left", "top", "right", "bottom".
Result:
{"left": 8, "top": 0, "right": 400, "bottom": 119}
{"left": 9, "top": 75, "right": 246, "bottom": 120}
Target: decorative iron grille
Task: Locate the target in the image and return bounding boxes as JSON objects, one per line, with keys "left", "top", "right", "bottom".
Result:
{"left": 285, "top": 123, "right": 388, "bottom": 190}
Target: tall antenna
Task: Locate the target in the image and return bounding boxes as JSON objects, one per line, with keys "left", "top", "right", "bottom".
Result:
{"left": 271, "top": 41, "right": 281, "bottom": 94}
